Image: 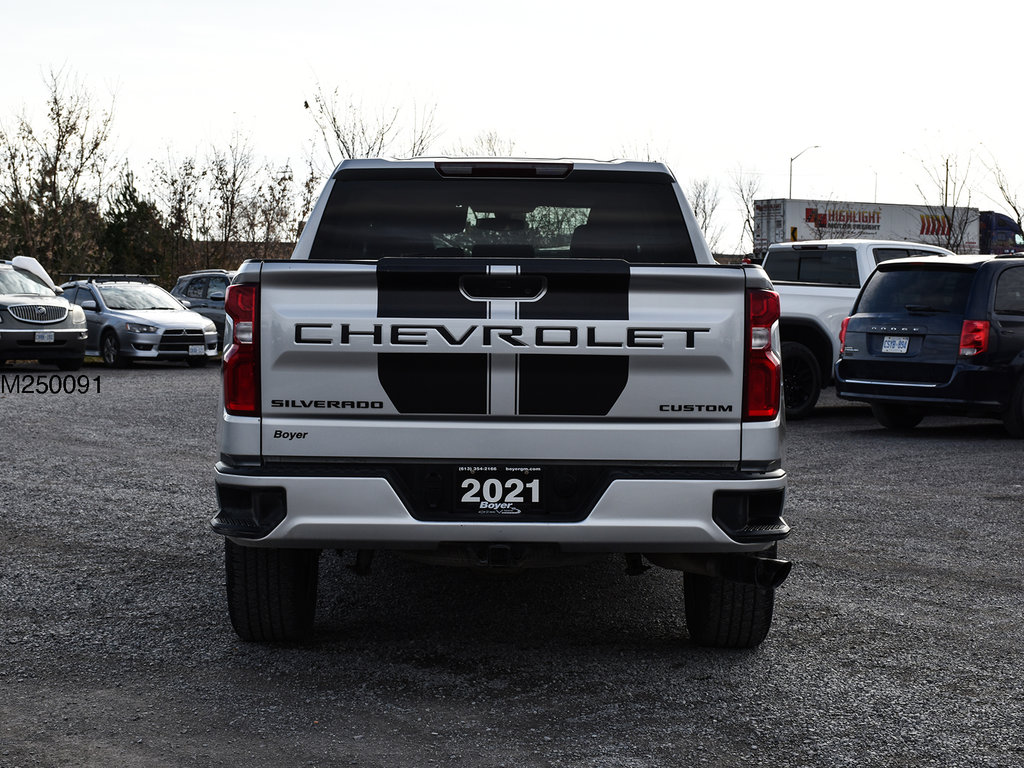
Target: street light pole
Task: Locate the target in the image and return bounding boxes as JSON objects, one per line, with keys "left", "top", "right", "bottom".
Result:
{"left": 789, "top": 145, "right": 820, "bottom": 199}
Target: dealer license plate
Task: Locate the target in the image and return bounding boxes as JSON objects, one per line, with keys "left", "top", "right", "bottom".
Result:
{"left": 34, "top": 331, "right": 55, "bottom": 343}
{"left": 188, "top": 344, "right": 205, "bottom": 356}
{"left": 881, "top": 335, "right": 909, "bottom": 354}
{"left": 455, "top": 466, "right": 543, "bottom": 516}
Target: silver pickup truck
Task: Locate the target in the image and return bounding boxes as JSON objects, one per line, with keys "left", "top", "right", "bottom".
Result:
{"left": 212, "top": 158, "right": 790, "bottom": 647}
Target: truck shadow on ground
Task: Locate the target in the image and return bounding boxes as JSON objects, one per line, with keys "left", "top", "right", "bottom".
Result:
{"left": 309, "top": 550, "right": 716, "bottom": 656}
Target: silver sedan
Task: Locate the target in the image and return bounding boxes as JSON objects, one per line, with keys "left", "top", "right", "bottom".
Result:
{"left": 61, "top": 280, "right": 219, "bottom": 368}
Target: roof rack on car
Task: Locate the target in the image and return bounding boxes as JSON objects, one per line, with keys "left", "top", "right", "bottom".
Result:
{"left": 62, "top": 273, "right": 157, "bottom": 283}
{"left": 183, "top": 268, "right": 233, "bottom": 275}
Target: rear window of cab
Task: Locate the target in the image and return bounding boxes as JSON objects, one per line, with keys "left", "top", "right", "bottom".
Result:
{"left": 308, "top": 177, "right": 696, "bottom": 264}
{"left": 764, "top": 248, "right": 858, "bottom": 286}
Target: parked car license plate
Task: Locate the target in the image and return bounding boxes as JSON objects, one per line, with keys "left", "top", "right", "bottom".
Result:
{"left": 188, "top": 344, "right": 205, "bottom": 356}
{"left": 34, "top": 331, "right": 55, "bottom": 343}
{"left": 881, "top": 335, "right": 909, "bottom": 354}
{"left": 455, "top": 466, "right": 543, "bottom": 515}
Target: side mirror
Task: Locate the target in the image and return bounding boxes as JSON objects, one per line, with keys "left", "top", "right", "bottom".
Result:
{"left": 209, "top": 291, "right": 225, "bottom": 302}
{"left": 81, "top": 300, "right": 97, "bottom": 311}
{"left": 179, "top": 299, "right": 192, "bottom": 308}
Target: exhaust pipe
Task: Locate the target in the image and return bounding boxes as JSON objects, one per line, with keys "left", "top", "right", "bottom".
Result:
{"left": 644, "top": 552, "right": 792, "bottom": 589}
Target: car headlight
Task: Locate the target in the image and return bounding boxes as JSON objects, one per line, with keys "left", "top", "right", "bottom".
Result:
{"left": 203, "top": 321, "right": 216, "bottom": 334}
{"left": 69, "top": 304, "right": 86, "bottom": 324}
{"left": 125, "top": 322, "right": 158, "bottom": 334}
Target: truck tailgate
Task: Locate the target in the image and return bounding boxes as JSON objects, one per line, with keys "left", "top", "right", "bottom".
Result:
{"left": 257, "top": 258, "right": 747, "bottom": 463}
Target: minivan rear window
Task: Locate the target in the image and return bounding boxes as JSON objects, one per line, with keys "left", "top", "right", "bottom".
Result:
{"left": 308, "top": 178, "right": 695, "bottom": 264}
{"left": 856, "top": 267, "right": 976, "bottom": 315}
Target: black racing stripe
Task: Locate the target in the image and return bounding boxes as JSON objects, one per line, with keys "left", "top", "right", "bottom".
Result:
{"left": 377, "top": 259, "right": 488, "bottom": 414}
{"left": 518, "top": 355, "right": 629, "bottom": 416}
{"left": 378, "top": 354, "right": 488, "bottom": 414}
{"left": 518, "top": 260, "right": 630, "bottom": 321}
{"left": 517, "top": 260, "right": 630, "bottom": 415}
{"left": 377, "top": 258, "right": 486, "bottom": 319}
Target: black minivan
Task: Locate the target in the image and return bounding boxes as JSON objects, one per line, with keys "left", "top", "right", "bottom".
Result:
{"left": 835, "top": 255, "right": 1024, "bottom": 435}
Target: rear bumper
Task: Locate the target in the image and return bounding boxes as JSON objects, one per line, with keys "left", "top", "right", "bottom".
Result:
{"left": 212, "top": 463, "right": 788, "bottom": 553}
{"left": 835, "top": 363, "right": 1009, "bottom": 412}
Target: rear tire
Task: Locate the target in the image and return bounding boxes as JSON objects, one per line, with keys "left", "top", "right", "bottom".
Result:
{"left": 225, "top": 539, "right": 320, "bottom": 643}
{"left": 871, "top": 403, "right": 924, "bottom": 431}
{"left": 782, "top": 341, "right": 821, "bottom": 420}
{"left": 684, "top": 570, "right": 776, "bottom": 649}
{"left": 1002, "top": 377, "right": 1024, "bottom": 438}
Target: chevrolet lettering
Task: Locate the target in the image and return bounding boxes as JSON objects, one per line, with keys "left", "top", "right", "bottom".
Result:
{"left": 213, "top": 157, "right": 789, "bottom": 649}
{"left": 293, "top": 323, "right": 711, "bottom": 350}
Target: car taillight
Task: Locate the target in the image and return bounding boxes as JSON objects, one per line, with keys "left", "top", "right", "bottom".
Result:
{"left": 959, "top": 320, "right": 989, "bottom": 357}
{"left": 745, "top": 289, "right": 781, "bottom": 421}
{"left": 839, "top": 316, "right": 851, "bottom": 356}
{"left": 223, "top": 284, "right": 259, "bottom": 416}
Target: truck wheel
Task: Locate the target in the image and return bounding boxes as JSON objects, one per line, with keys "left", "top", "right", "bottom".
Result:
{"left": 224, "top": 539, "right": 320, "bottom": 643}
{"left": 684, "top": 570, "right": 775, "bottom": 649}
{"left": 871, "top": 403, "right": 924, "bottom": 431}
{"left": 781, "top": 342, "right": 820, "bottom": 420}
{"left": 101, "top": 331, "right": 129, "bottom": 368}
{"left": 1002, "top": 377, "right": 1024, "bottom": 438}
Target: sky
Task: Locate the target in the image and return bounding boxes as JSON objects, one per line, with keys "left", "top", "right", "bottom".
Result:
{"left": 4, "top": 0, "right": 1024, "bottom": 252}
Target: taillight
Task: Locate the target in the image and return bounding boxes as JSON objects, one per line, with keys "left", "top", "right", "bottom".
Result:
{"left": 745, "top": 289, "right": 781, "bottom": 421}
{"left": 839, "top": 317, "right": 851, "bottom": 356}
{"left": 223, "top": 284, "right": 259, "bottom": 416}
{"left": 959, "top": 320, "right": 989, "bottom": 357}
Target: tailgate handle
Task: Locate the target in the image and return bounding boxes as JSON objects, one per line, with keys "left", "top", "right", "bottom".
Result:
{"left": 460, "top": 275, "right": 546, "bottom": 302}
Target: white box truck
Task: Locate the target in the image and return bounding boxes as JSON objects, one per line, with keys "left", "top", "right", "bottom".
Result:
{"left": 753, "top": 199, "right": 1024, "bottom": 257}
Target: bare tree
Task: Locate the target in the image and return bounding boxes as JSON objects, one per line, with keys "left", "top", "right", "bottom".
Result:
{"left": 686, "top": 177, "right": 724, "bottom": 252}
{"left": 915, "top": 154, "right": 977, "bottom": 253}
{"left": 448, "top": 130, "right": 517, "bottom": 157}
{"left": 151, "top": 149, "right": 208, "bottom": 276}
{"left": 295, "top": 157, "right": 321, "bottom": 238}
{"left": 731, "top": 167, "right": 762, "bottom": 254}
{"left": 304, "top": 83, "right": 440, "bottom": 173}
{"left": 617, "top": 142, "right": 665, "bottom": 162}
{"left": 984, "top": 156, "right": 1024, "bottom": 229}
{"left": 0, "top": 68, "right": 114, "bottom": 274}
{"left": 406, "top": 102, "right": 440, "bottom": 158}
{"left": 209, "top": 132, "right": 256, "bottom": 266}
{"left": 238, "top": 162, "right": 302, "bottom": 259}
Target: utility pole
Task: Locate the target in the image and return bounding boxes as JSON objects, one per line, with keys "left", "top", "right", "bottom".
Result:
{"left": 789, "top": 145, "right": 820, "bottom": 199}
{"left": 944, "top": 158, "right": 949, "bottom": 208}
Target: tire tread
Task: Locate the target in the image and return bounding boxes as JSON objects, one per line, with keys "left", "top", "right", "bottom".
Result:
{"left": 684, "top": 572, "right": 775, "bottom": 649}
{"left": 225, "top": 539, "right": 319, "bottom": 643}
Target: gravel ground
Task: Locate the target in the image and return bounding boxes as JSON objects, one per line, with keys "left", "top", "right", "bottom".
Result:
{"left": 1, "top": 362, "right": 1021, "bottom": 767}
